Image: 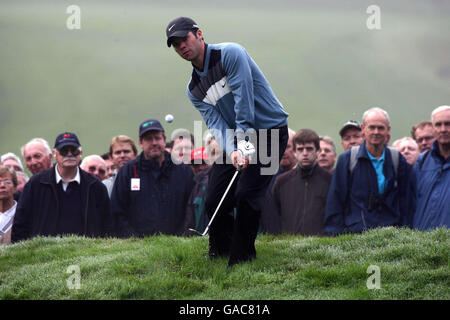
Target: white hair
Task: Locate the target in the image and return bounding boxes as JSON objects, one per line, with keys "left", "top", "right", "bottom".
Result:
{"left": 80, "top": 155, "right": 106, "bottom": 170}
{"left": 392, "top": 137, "right": 418, "bottom": 149}
{"left": 0, "top": 152, "right": 24, "bottom": 171}
{"left": 431, "top": 105, "right": 450, "bottom": 123}
{"left": 362, "top": 107, "right": 390, "bottom": 126}
{"left": 21, "top": 138, "right": 52, "bottom": 158}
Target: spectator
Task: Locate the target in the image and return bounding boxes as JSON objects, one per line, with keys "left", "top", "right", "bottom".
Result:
{"left": 272, "top": 129, "right": 332, "bottom": 235}
{"left": 392, "top": 137, "right": 420, "bottom": 166}
{"left": 184, "top": 147, "right": 213, "bottom": 235}
{"left": 80, "top": 155, "right": 107, "bottom": 181}
{"left": 411, "top": 120, "right": 436, "bottom": 153}
{"left": 0, "top": 166, "right": 18, "bottom": 245}
{"left": 11, "top": 132, "right": 113, "bottom": 242}
{"left": 21, "top": 138, "right": 53, "bottom": 175}
{"left": 1, "top": 153, "right": 24, "bottom": 172}
{"left": 111, "top": 119, "right": 194, "bottom": 237}
{"left": 171, "top": 128, "right": 195, "bottom": 165}
{"left": 339, "top": 120, "right": 363, "bottom": 151}
{"left": 15, "top": 171, "right": 29, "bottom": 192}
{"left": 318, "top": 136, "right": 337, "bottom": 173}
{"left": 101, "top": 152, "right": 116, "bottom": 179}
{"left": 324, "top": 108, "right": 410, "bottom": 235}
{"left": 411, "top": 106, "right": 450, "bottom": 230}
{"left": 204, "top": 133, "right": 221, "bottom": 165}
{"left": 103, "top": 135, "right": 138, "bottom": 197}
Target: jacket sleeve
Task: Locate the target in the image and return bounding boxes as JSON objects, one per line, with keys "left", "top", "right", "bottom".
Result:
{"left": 11, "top": 178, "right": 34, "bottom": 242}
{"left": 110, "top": 166, "right": 137, "bottom": 238}
{"left": 323, "top": 153, "right": 350, "bottom": 236}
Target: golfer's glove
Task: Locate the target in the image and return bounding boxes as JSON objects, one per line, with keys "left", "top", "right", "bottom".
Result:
{"left": 237, "top": 140, "right": 256, "bottom": 160}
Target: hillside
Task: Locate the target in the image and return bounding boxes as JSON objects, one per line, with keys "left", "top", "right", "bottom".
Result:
{"left": 0, "top": 227, "right": 448, "bottom": 300}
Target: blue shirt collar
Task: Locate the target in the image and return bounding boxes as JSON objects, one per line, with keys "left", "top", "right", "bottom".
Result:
{"left": 366, "top": 146, "right": 386, "bottom": 162}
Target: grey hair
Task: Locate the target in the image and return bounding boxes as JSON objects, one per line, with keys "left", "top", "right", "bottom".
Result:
{"left": 362, "top": 107, "right": 390, "bottom": 126}
{"left": 319, "top": 136, "right": 337, "bottom": 155}
{"left": 431, "top": 105, "right": 450, "bottom": 123}
{"left": 80, "top": 155, "right": 106, "bottom": 170}
{"left": 0, "top": 152, "right": 24, "bottom": 171}
{"left": 21, "top": 138, "right": 52, "bottom": 158}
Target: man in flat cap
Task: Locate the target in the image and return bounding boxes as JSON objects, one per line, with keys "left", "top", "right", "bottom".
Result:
{"left": 12, "top": 132, "right": 113, "bottom": 242}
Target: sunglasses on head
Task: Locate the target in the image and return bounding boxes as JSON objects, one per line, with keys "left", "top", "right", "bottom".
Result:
{"left": 59, "top": 146, "right": 81, "bottom": 157}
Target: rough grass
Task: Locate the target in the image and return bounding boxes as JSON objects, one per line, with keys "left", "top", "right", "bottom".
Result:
{"left": 0, "top": 227, "right": 448, "bottom": 300}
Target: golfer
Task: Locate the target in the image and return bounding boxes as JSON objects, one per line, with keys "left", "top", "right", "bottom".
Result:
{"left": 166, "top": 17, "right": 288, "bottom": 266}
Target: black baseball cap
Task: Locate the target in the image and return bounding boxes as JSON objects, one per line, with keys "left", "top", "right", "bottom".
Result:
{"left": 166, "top": 17, "right": 199, "bottom": 47}
{"left": 139, "top": 119, "right": 164, "bottom": 138}
{"left": 339, "top": 120, "right": 362, "bottom": 138}
{"left": 54, "top": 132, "right": 81, "bottom": 150}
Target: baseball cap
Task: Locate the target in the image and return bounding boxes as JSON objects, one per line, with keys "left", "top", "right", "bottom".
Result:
{"left": 339, "top": 120, "right": 361, "bottom": 138}
{"left": 191, "top": 147, "right": 209, "bottom": 162}
{"left": 54, "top": 132, "right": 81, "bottom": 150}
{"left": 139, "top": 119, "right": 164, "bottom": 138}
{"left": 166, "top": 17, "right": 199, "bottom": 47}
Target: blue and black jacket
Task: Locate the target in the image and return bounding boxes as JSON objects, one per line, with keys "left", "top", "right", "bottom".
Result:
{"left": 324, "top": 141, "right": 411, "bottom": 235}
{"left": 411, "top": 140, "right": 449, "bottom": 230}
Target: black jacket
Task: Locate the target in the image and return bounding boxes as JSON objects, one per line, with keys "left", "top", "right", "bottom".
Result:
{"left": 272, "top": 164, "right": 332, "bottom": 235}
{"left": 11, "top": 166, "right": 113, "bottom": 242}
{"left": 111, "top": 152, "right": 195, "bottom": 237}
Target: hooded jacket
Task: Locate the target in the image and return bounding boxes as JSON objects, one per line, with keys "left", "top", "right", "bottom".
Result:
{"left": 324, "top": 141, "right": 411, "bottom": 235}
{"left": 11, "top": 166, "right": 113, "bottom": 242}
{"left": 111, "top": 152, "right": 194, "bottom": 237}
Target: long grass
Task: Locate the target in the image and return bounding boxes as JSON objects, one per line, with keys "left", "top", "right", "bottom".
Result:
{"left": 0, "top": 227, "right": 448, "bottom": 300}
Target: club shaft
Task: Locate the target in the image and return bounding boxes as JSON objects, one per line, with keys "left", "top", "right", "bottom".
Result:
{"left": 201, "top": 168, "right": 240, "bottom": 236}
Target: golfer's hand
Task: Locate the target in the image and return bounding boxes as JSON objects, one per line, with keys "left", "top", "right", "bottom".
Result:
{"left": 231, "top": 150, "right": 249, "bottom": 169}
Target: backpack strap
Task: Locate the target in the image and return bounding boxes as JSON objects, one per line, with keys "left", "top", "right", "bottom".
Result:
{"left": 387, "top": 147, "right": 399, "bottom": 178}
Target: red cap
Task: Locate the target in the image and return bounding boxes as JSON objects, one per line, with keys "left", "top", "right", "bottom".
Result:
{"left": 191, "top": 147, "right": 209, "bottom": 162}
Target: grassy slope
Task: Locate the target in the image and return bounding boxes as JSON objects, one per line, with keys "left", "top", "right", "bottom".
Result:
{"left": 0, "top": 227, "right": 448, "bottom": 300}
{"left": 0, "top": 0, "right": 449, "bottom": 160}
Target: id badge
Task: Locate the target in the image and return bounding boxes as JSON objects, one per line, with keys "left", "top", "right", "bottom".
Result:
{"left": 131, "top": 178, "right": 140, "bottom": 191}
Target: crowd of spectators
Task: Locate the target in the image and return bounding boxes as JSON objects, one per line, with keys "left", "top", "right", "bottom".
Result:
{"left": 0, "top": 106, "right": 448, "bottom": 245}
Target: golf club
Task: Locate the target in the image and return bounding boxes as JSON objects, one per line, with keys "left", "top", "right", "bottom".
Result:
{"left": 189, "top": 166, "right": 241, "bottom": 236}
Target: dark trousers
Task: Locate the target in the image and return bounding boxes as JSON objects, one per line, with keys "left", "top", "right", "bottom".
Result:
{"left": 205, "top": 126, "right": 288, "bottom": 264}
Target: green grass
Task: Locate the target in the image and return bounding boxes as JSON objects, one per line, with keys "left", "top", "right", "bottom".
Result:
{"left": 1, "top": 0, "right": 450, "bottom": 164}
{"left": 0, "top": 227, "right": 448, "bottom": 299}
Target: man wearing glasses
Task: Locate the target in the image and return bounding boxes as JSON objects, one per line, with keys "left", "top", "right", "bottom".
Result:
{"left": 12, "top": 132, "right": 114, "bottom": 242}
{"left": 411, "top": 120, "right": 436, "bottom": 153}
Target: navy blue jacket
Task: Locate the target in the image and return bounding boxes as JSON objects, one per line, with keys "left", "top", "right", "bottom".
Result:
{"left": 411, "top": 141, "right": 449, "bottom": 230}
{"left": 11, "top": 166, "right": 113, "bottom": 242}
{"left": 324, "top": 142, "right": 411, "bottom": 235}
{"left": 111, "top": 152, "right": 195, "bottom": 237}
